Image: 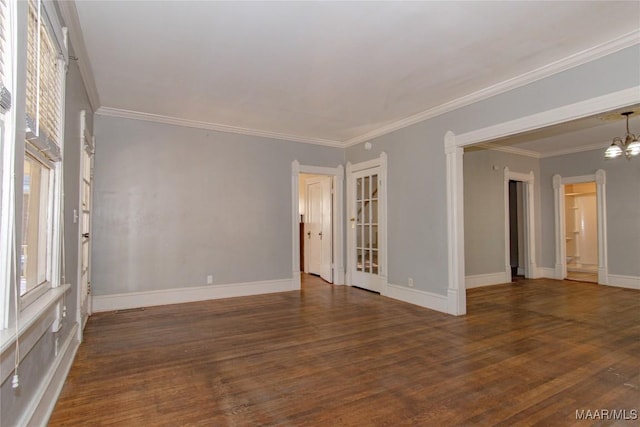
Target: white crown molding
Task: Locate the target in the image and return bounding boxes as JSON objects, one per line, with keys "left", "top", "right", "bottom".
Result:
{"left": 474, "top": 142, "right": 541, "bottom": 158}
{"left": 57, "top": 1, "right": 101, "bottom": 111}
{"left": 344, "top": 30, "right": 640, "bottom": 147}
{"left": 540, "top": 141, "right": 610, "bottom": 158}
{"left": 96, "top": 107, "right": 344, "bottom": 148}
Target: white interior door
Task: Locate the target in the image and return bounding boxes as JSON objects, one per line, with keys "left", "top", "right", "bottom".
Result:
{"left": 306, "top": 176, "right": 332, "bottom": 282}
{"left": 78, "top": 111, "right": 94, "bottom": 330}
{"left": 349, "top": 167, "right": 385, "bottom": 292}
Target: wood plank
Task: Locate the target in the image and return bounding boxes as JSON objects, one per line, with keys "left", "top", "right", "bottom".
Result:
{"left": 49, "top": 276, "right": 640, "bottom": 426}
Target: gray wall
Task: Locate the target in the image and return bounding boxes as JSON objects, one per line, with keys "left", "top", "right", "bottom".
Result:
{"left": 463, "top": 149, "right": 540, "bottom": 276}
{"left": 0, "top": 38, "right": 93, "bottom": 426}
{"left": 92, "top": 116, "right": 344, "bottom": 296}
{"left": 346, "top": 45, "right": 640, "bottom": 295}
{"left": 540, "top": 148, "right": 640, "bottom": 277}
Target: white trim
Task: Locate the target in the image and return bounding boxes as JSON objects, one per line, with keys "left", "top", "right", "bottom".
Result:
{"left": 0, "top": 284, "right": 71, "bottom": 383}
{"left": 446, "top": 87, "right": 635, "bottom": 316}
{"left": 605, "top": 274, "right": 640, "bottom": 290}
{"left": 540, "top": 141, "right": 610, "bottom": 158}
{"left": 21, "top": 323, "right": 79, "bottom": 427}
{"left": 97, "top": 107, "right": 344, "bottom": 148}
{"left": 456, "top": 88, "right": 640, "bottom": 148}
{"left": 92, "top": 278, "right": 298, "bottom": 313}
{"left": 444, "top": 132, "right": 466, "bottom": 315}
{"left": 384, "top": 284, "right": 448, "bottom": 314}
{"left": 482, "top": 141, "right": 612, "bottom": 160}
{"left": 553, "top": 171, "right": 608, "bottom": 284}
{"left": 292, "top": 163, "right": 345, "bottom": 285}
{"left": 503, "top": 168, "right": 538, "bottom": 280}
{"left": 56, "top": 1, "right": 100, "bottom": 110}
{"left": 465, "top": 272, "right": 511, "bottom": 289}
{"left": 538, "top": 267, "right": 557, "bottom": 279}
{"left": 345, "top": 31, "right": 640, "bottom": 146}
{"left": 476, "top": 142, "right": 540, "bottom": 159}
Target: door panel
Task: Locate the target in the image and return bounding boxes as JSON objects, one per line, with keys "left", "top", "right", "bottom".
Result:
{"left": 350, "top": 167, "right": 384, "bottom": 292}
{"left": 79, "top": 116, "right": 94, "bottom": 330}
{"left": 305, "top": 176, "right": 333, "bottom": 282}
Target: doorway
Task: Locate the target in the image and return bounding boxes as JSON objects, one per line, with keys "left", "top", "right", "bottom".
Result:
{"left": 503, "top": 168, "right": 536, "bottom": 281}
{"left": 508, "top": 180, "right": 525, "bottom": 280}
{"left": 300, "top": 174, "right": 333, "bottom": 283}
{"left": 553, "top": 171, "right": 607, "bottom": 285}
{"left": 563, "top": 182, "right": 598, "bottom": 283}
{"left": 291, "top": 162, "right": 344, "bottom": 289}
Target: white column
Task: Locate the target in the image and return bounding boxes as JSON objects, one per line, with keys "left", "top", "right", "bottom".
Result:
{"left": 445, "top": 131, "right": 466, "bottom": 315}
{"left": 291, "top": 160, "right": 301, "bottom": 289}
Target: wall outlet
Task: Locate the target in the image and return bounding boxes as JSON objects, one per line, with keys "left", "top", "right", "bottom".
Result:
{"left": 408, "top": 278, "right": 414, "bottom": 287}
{"left": 207, "top": 275, "right": 213, "bottom": 284}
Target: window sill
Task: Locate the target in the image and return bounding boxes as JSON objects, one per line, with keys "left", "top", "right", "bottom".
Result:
{"left": 0, "top": 283, "right": 70, "bottom": 355}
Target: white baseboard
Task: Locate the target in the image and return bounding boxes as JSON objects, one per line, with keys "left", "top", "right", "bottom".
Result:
{"left": 384, "top": 283, "right": 449, "bottom": 314}
{"left": 538, "top": 267, "right": 557, "bottom": 279}
{"left": 604, "top": 274, "right": 640, "bottom": 290}
{"left": 92, "top": 278, "right": 298, "bottom": 312}
{"left": 21, "top": 323, "right": 79, "bottom": 427}
{"left": 465, "top": 271, "right": 511, "bottom": 289}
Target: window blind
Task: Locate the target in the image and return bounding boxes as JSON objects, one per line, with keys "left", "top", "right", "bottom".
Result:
{"left": 0, "top": 0, "right": 11, "bottom": 113}
{"left": 26, "top": 0, "right": 63, "bottom": 161}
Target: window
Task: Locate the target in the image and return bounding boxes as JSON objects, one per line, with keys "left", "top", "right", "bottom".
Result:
{"left": 20, "top": 151, "right": 53, "bottom": 301}
{"left": 0, "top": 0, "right": 15, "bottom": 327}
{"left": 20, "top": 0, "right": 67, "bottom": 309}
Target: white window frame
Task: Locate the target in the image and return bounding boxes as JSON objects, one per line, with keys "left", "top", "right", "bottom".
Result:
{"left": 0, "top": 0, "right": 17, "bottom": 328}
{"left": 20, "top": 145, "right": 55, "bottom": 308}
{"left": 19, "top": 0, "right": 67, "bottom": 311}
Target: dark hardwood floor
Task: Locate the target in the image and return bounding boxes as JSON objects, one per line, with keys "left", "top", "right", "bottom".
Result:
{"left": 49, "top": 276, "right": 639, "bottom": 426}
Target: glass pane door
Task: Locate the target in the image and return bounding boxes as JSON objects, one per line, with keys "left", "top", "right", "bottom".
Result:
{"left": 356, "top": 173, "right": 378, "bottom": 275}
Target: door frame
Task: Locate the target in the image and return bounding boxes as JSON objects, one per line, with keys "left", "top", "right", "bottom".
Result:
{"left": 445, "top": 87, "right": 637, "bottom": 315}
{"left": 291, "top": 162, "right": 344, "bottom": 288}
{"left": 77, "top": 109, "right": 94, "bottom": 339}
{"left": 553, "top": 171, "right": 608, "bottom": 284}
{"left": 345, "top": 152, "right": 388, "bottom": 292}
{"left": 503, "top": 168, "right": 537, "bottom": 280}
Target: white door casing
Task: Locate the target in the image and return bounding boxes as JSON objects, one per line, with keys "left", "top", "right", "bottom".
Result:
{"left": 77, "top": 110, "right": 94, "bottom": 336}
{"left": 291, "top": 162, "right": 344, "bottom": 288}
{"left": 305, "top": 176, "right": 332, "bottom": 282}
{"left": 553, "top": 171, "right": 607, "bottom": 284}
{"left": 346, "top": 152, "right": 387, "bottom": 293}
{"left": 503, "top": 168, "right": 537, "bottom": 280}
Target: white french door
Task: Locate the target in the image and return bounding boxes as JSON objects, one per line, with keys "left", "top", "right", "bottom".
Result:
{"left": 348, "top": 155, "right": 387, "bottom": 293}
{"left": 78, "top": 111, "right": 94, "bottom": 330}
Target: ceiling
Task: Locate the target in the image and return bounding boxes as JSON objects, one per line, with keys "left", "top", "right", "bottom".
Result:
{"left": 72, "top": 1, "right": 640, "bottom": 147}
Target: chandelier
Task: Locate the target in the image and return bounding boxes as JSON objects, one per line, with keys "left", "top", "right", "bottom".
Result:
{"left": 604, "top": 111, "right": 640, "bottom": 159}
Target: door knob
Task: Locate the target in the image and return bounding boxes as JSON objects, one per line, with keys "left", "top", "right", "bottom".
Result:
{"left": 82, "top": 233, "right": 90, "bottom": 238}
{"left": 319, "top": 232, "right": 323, "bottom": 239}
{"left": 307, "top": 231, "right": 311, "bottom": 238}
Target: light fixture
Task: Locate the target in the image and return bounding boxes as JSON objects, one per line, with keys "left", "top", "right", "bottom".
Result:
{"left": 605, "top": 111, "right": 639, "bottom": 159}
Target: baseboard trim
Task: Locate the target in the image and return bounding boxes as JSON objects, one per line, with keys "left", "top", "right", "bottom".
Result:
{"left": 538, "top": 267, "right": 557, "bottom": 279}
{"left": 92, "top": 278, "right": 298, "bottom": 312}
{"left": 465, "top": 272, "right": 511, "bottom": 289}
{"left": 21, "top": 322, "right": 79, "bottom": 427}
{"left": 384, "top": 284, "right": 448, "bottom": 314}
{"left": 604, "top": 274, "right": 640, "bottom": 290}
